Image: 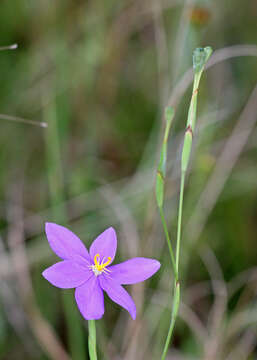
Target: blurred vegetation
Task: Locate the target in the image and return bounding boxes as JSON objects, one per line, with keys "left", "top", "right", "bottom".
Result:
{"left": 0, "top": 0, "right": 256, "bottom": 359}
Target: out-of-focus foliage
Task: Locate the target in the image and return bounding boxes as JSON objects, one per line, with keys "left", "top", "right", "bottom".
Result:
{"left": 0, "top": 0, "right": 256, "bottom": 359}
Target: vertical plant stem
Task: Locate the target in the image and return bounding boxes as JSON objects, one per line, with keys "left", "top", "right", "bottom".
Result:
{"left": 159, "top": 47, "right": 213, "bottom": 359}
{"left": 88, "top": 320, "right": 97, "bottom": 360}
{"left": 159, "top": 207, "right": 177, "bottom": 279}
{"left": 175, "top": 173, "right": 185, "bottom": 272}
{"left": 156, "top": 107, "right": 177, "bottom": 278}
{"left": 160, "top": 173, "right": 185, "bottom": 360}
{"left": 160, "top": 281, "right": 180, "bottom": 360}
{"left": 161, "top": 174, "right": 185, "bottom": 360}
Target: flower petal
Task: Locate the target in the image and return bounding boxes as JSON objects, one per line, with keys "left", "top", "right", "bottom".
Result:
{"left": 75, "top": 276, "right": 104, "bottom": 320}
{"left": 45, "top": 222, "right": 90, "bottom": 262}
{"left": 99, "top": 275, "right": 136, "bottom": 320}
{"left": 42, "top": 260, "right": 92, "bottom": 289}
{"left": 89, "top": 227, "right": 117, "bottom": 265}
{"left": 108, "top": 257, "right": 160, "bottom": 285}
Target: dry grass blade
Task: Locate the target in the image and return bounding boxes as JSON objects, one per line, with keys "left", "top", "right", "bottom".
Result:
{"left": 200, "top": 246, "right": 227, "bottom": 360}
{"left": 0, "top": 236, "right": 36, "bottom": 355}
{"left": 6, "top": 180, "right": 71, "bottom": 360}
{"left": 0, "top": 114, "right": 47, "bottom": 128}
{"left": 0, "top": 43, "right": 18, "bottom": 51}
{"left": 226, "top": 329, "right": 257, "bottom": 360}
{"left": 186, "top": 83, "right": 257, "bottom": 246}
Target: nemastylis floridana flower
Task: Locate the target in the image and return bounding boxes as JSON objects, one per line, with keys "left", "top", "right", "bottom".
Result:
{"left": 42, "top": 223, "right": 160, "bottom": 320}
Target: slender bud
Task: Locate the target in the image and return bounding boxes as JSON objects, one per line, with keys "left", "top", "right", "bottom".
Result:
{"left": 155, "top": 107, "right": 175, "bottom": 208}
{"left": 182, "top": 46, "right": 212, "bottom": 173}
{"left": 156, "top": 171, "right": 164, "bottom": 208}
{"left": 181, "top": 126, "right": 193, "bottom": 173}
{"left": 164, "top": 107, "right": 174, "bottom": 142}
{"left": 193, "top": 46, "right": 212, "bottom": 74}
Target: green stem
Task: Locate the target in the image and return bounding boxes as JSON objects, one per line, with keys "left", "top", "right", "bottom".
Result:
{"left": 160, "top": 47, "right": 212, "bottom": 359}
{"left": 88, "top": 320, "right": 97, "bottom": 360}
{"left": 175, "top": 173, "right": 185, "bottom": 272}
{"left": 160, "top": 173, "right": 185, "bottom": 360}
{"left": 159, "top": 207, "right": 177, "bottom": 280}
{"left": 160, "top": 282, "right": 180, "bottom": 360}
{"left": 156, "top": 107, "right": 177, "bottom": 276}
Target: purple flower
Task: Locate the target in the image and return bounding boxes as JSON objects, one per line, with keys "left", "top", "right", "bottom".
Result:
{"left": 42, "top": 223, "right": 160, "bottom": 320}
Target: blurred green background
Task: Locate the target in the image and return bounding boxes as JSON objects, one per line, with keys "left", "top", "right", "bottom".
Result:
{"left": 0, "top": 0, "right": 257, "bottom": 359}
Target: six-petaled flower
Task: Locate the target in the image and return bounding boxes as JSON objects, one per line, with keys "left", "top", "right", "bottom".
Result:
{"left": 42, "top": 223, "right": 160, "bottom": 320}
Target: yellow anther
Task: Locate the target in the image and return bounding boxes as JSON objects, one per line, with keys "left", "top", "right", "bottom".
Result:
{"left": 102, "top": 257, "right": 112, "bottom": 267}
{"left": 94, "top": 254, "right": 100, "bottom": 266}
{"left": 92, "top": 254, "right": 112, "bottom": 274}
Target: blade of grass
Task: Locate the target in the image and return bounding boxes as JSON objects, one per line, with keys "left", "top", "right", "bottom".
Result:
{"left": 44, "top": 97, "right": 87, "bottom": 360}
{"left": 0, "top": 113, "right": 47, "bottom": 128}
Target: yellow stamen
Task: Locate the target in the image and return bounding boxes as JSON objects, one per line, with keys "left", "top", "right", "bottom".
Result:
{"left": 94, "top": 254, "right": 100, "bottom": 266}
{"left": 90, "top": 253, "right": 112, "bottom": 276}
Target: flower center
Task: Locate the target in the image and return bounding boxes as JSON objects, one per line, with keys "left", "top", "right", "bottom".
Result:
{"left": 90, "top": 254, "right": 112, "bottom": 276}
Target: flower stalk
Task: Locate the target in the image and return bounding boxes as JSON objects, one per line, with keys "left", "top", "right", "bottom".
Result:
{"left": 157, "top": 47, "right": 213, "bottom": 360}
{"left": 88, "top": 320, "right": 97, "bottom": 360}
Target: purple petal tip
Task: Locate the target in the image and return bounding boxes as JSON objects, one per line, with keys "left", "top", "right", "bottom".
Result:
{"left": 106, "top": 226, "right": 115, "bottom": 233}
{"left": 155, "top": 260, "right": 161, "bottom": 269}
{"left": 45, "top": 221, "right": 54, "bottom": 229}
{"left": 45, "top": 222, "right": 53, "bottom": 233}
{"left": 131, "top": 310, "right": 136, "bottom": 320}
